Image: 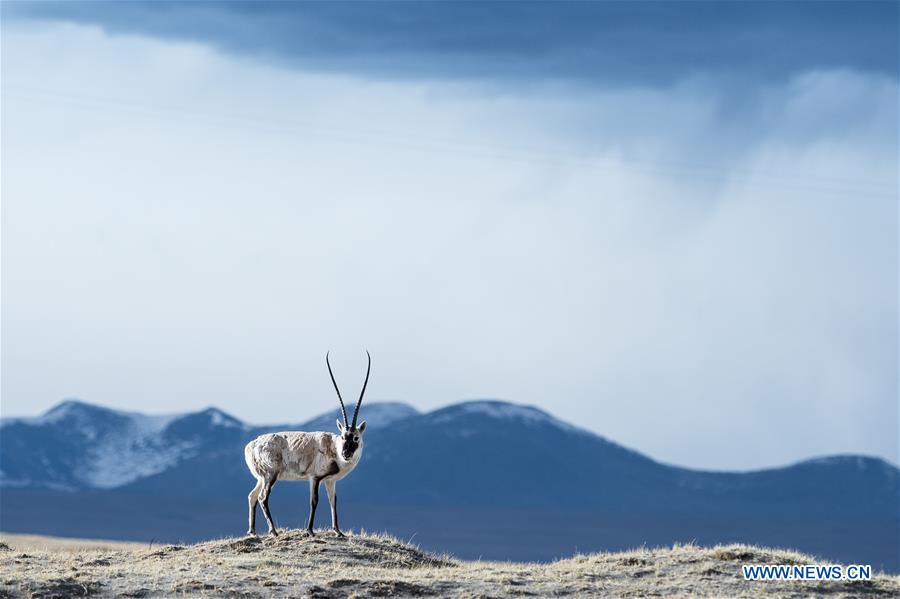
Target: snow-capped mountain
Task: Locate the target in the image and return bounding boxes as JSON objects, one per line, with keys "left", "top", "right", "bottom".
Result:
{"left": 0, "top": 401, "right": 245, "bottom": 489}
{"left": 3, "top": 398, "right": 898, "bottom": 511}
{"left": 0, "top": 399, "right": 415, "bottom": 491}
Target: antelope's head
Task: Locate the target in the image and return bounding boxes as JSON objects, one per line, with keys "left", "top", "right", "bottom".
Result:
{"left": 327, "top": 350, "right": 370, "bottom": 461}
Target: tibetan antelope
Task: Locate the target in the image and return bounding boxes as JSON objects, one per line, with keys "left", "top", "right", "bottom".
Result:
{"left": 244, "top": 351, "right": 370, "bottom": 537}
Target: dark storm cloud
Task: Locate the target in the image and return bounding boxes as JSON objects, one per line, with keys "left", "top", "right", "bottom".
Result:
{"left": 7, "top": 1, "right": 898, "bottom": 86}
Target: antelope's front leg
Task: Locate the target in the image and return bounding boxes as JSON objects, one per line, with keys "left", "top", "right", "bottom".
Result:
{"left": 324, "top": 479, "right": 344, "bottom": 537}
{"left": 306, "top": 477, "right": 320, "bottom": 535}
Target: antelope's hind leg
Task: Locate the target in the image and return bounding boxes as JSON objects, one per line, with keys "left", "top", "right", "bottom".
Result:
{"left": 306, "top": 477, "right": 321, "bottom": 536}
{"left": 247, "top": 478, "right": 264, "bottom": 536}
{"left": 259, "top": 475, "right": 279, "bottom": 536}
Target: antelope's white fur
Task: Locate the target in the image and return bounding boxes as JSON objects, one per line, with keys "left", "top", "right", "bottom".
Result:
{"left": 244, "top": 430, "right": 362, "bottom": 483}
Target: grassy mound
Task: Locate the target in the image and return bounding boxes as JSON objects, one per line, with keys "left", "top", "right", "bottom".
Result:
{"left": 1, "top": 530, "right": 897, "bottom": 598}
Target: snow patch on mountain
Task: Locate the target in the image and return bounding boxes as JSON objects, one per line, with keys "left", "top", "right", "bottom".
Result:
{"left": 361, "top": 402, "right": 419, "bottom": 424}
{"left": 429, "top": 400, "right": 584, "bottom": 434}
{"left": 79, "top": 412, "right": 197, "bottom": 488}
{"left": 2, "top": 400, "right": 102, "bottom": 428}
{"left": 295, "top": 402, "right": 420, "bottom": 432}
{"left": 3, "top": 400, "right": 180, "bottom": 438}
{"left": 35, "top": 400, "right": 87, "bottom": 425}
{"left": 208, "top": 409, "right": 241, "bottom": 428}
{"left": 84, "top": 437, "right": 198, "bottom": 489}
{"left": 131, "top": 413, "right": 182, "bottom": 435}
{"left": 799, "top": 455, "right": 900, "bottom": 473}
{"left": 455, "top": 401, "right": 557, "bottom": 423}
{"left": 0, "top": 400, "right": 198, "bottom": 489}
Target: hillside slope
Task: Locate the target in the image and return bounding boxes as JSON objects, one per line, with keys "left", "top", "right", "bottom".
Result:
{"left": 1, "top": 530, "right": 897, "bottom": 598}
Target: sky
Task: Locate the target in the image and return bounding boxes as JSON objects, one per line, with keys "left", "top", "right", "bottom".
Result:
{"left": 1, "top": 1, "right": 897, "bottom": 471}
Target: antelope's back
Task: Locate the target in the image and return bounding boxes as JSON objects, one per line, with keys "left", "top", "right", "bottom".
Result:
{"left": 245, "top": 430, "right": 337, "bottom": 480}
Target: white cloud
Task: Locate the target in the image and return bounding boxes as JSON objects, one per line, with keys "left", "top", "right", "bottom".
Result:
{"left": 1, "top": 22, "right": 896, "bottom": 469}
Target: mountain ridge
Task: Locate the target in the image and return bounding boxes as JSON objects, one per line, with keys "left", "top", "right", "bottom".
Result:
{"left": 2, "top": 398, "right": 897, "bottom": 569}
{"left": 2, "top": 398, "right": 898, "bottom": 489}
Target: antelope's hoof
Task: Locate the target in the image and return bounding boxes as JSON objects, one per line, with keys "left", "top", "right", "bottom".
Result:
{"left": 267, "top": 529, "right": 278, "bottom": 537}
{"left": 333, "top": 529, "right": 345, "bottom": 538}
{"left": 306, "top": 528, "right": 315, "bottom": 537}
{"left": 246, "top": 530, "right": 257, "bottom": 537}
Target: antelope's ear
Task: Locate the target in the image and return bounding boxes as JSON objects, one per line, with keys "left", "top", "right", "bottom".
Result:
{"left": 336, "top": 419, "right": 345, "bottom": 433}
{"left": 358, "top": 421, "right": 367, "bottom": 433}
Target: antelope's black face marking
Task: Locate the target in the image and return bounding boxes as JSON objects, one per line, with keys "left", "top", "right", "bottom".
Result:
{"left": 341, "top": 429, "right": 360, "bottom": 460}
{"left": 337, "top": 420, "right": 366, "bottom": 461}
{"left": 341, "top": 427, "right": 365, "bottom": 460}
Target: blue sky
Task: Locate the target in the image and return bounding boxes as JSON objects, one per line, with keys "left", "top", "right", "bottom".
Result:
{"left": 1, "top": 1, "right": 897, "bottom": 470}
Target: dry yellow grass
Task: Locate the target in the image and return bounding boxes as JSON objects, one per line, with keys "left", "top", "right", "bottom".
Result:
{"left": 0, "top": 533, "right": 145, "bottom": 553}
{"left": 1, "top": 529, "right": 896, "bottom": 598}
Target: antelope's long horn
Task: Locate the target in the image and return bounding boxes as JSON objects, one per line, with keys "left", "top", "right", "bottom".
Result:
{"left": 326, "top": 351, "right": 349, "bottom": 427}
{"left": 351, "top": 350, "right": 371, "bottom": 427}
